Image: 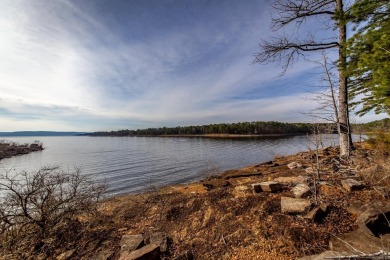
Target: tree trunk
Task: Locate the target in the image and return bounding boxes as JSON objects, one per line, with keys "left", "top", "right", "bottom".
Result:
{"left": 337, "top": 0, "right": 352, "bottom": 158}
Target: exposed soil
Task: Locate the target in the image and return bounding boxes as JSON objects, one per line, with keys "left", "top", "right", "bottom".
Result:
{"left": 87, "top": 142, "right": 389, "bottom": 259}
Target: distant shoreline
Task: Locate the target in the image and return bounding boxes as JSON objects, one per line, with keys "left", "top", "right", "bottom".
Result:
{"left": 139, "top": 133, "right": 304, "bottom": 138}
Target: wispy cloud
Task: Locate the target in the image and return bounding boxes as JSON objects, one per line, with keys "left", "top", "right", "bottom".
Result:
{"left": 0, "top": 0, "right": 385, "bottom": 131}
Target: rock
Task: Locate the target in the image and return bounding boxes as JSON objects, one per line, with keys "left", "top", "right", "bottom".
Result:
{"left": 281, "top": 197, "right": 311, "bottom": 214}
{"left": 57, "top": 249, "right": 76, "bottom": 260}
{"left": 298, "top": 250, "right": 346, "bottom": 260}
{"left": 120, "top": 244, "right": 160, "bottom": 260}
{"left": 292, "top": 183, "right": 311, "bottom": 198}
{"left": 147, "top": 232, "right": 170, "bottom": 253}
{"left": 346, "top": 201, "right": 365, "bottom": 215}
{"left": 356, "top": 202, "right": 390, "bottom": 236}
{"left": 305, "top": 167, "right": 316, "bottom": 174}
{"left": 287, "top": 161, "right": 303, "bottom": 169}
{"left": 93, "top": 249, "right": 114, "bottom": 260}
{"left": 252, "top": 181, "right": 282, "bottom": 193}
{"left": 329, "top": 229, "right": 390, "bottom": 255}
{"left": 120, "top": 234, "right": 145, "bottom": 253}
{"left": 304, "top": 204, "right": 328, "bottom": 222}
{"left": 341, "top": 179, "right": 363, "bottom": 192}
{"left": 274, "top": 176, "right": 308, "bottom": 185}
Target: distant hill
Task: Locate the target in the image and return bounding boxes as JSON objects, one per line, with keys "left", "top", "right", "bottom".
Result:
{"left": 0, "top": 131, "right": 89, "bottom": 137}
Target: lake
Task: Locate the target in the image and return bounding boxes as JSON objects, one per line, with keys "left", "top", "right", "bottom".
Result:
{"left": 0, "top": 135, "right": 353, "bottom": 195}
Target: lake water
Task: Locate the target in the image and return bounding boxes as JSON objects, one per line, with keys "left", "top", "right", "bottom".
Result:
{"left": 0, "top": 135, "right": 351, "bottom": 195}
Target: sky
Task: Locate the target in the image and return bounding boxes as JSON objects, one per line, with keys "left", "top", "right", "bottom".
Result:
{"left": 0, "top": 0, "right": 387, "bottom": 132}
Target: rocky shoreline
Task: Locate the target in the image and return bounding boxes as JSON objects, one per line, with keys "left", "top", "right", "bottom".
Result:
{"left": 90, "top": 142, "right": 389, "bottom": 260}
{"left": 0, "top": 140, "right": 44, "bottom": 160}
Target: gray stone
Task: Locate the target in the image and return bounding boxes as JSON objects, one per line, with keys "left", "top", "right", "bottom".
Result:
{"left": 292, "top": 183, "right": 311, "bottom": 198}
{"left": 341, "top": 179, "right": 363, "bottom": 192}
{"left": 274, "top": 176, "right": 308, "bottom": 185}
{"left": 287, "top": 161, "right": 303, "bottom": 169}
{"left": 281, "top": 197, "right": 311, "bottom": 214}
{"left": 148, "top": 232, "right": 170, "bottom": 253}
{"left": 252, "top": 181, "right": 282, "bottom": 193}
{"left": 120, "top": 244, "right": 160, "bottom": 260}
{"left": 120, "top": 234, "right": 145, "bottom": 253}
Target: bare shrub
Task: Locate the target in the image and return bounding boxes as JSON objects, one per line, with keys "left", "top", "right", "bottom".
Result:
{"left": 0, "top": 166, "right": 106, "bottom": 259}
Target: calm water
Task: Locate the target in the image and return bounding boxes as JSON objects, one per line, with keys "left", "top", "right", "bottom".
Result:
{"left": 0, "top": 135, "right": 347, "bottom": 195}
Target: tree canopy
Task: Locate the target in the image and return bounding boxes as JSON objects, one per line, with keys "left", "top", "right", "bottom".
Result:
{"left": 347, "top": 0, "right": 390, "bottom": 116}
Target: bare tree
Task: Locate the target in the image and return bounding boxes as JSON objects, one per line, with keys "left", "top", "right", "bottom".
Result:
{"left": 0, "top": 167, "right": 106, "bottom": 258}
{"left": 254, "top": 0, "right": 353, "bottom": 158}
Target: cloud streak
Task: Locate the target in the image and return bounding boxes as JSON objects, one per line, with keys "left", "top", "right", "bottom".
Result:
{"left": 0, "top": 0, "right": 385, "bottom": 132}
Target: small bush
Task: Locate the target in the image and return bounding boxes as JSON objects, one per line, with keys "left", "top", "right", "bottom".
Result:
{"left": 0, "top": 166, "right": 106, "bottom": 259}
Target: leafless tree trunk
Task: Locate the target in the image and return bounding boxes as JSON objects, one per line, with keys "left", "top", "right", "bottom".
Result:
{"left": 254, "top": 0, "right": 353, "bottom": 158}
{"left": 336, "top": 0, "right": 352, "bottom": 158}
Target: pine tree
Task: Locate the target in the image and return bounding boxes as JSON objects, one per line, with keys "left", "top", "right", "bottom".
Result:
{"left": 347, "top": 0, "right": 390, "bottom": 116}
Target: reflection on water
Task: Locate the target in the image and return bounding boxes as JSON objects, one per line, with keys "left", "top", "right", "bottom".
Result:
{"left": 0, "top": 135, "right": 355, "bottom": 195}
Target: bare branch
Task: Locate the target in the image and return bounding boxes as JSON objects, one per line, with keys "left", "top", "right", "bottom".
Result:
{"left": 271, "top": 0, "right": 336, "bottom": 30}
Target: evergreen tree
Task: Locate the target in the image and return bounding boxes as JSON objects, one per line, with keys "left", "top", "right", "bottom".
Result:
{"left": 347, "top": 0, "right": 390, "bottom": 115}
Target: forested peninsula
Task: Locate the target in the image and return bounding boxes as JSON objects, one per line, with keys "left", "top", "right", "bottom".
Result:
{"left": 90, "top": 119, "right": 389, "bottom": 137}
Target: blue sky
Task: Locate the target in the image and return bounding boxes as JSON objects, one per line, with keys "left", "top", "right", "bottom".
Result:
{"left": 0, "top": 0, "right": 387, "bottom": 131}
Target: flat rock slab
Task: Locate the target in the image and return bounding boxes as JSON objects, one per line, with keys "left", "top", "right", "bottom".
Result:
{"left": 252, "top": 181, "right": 282, "bottom": 193}
{"left": 341, "top": 179, "right": 363, "bottom": 192}
{"left": 120, "top": 244, "right": 160, "bottom": 260}
{"left": 273, "top": 176, "right": 307, "bottom": 185}
{"left": 298, "top": 250, "right": 349, "bottom": 260}
{"left": 292, "top": 183, "right": 311, "bottom": 198}
{"left": 281, "top": 197, "right": 311, "bottom": 214}
{"left": 120, "top": 234, "right": 145, "bottom": 253}
{"left": 329, "top": 228, "right": 390, "bottom": 255}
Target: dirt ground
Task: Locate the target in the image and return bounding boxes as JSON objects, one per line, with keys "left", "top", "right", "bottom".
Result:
{"left": 88, "top": 142, "right": 389, "bottom": 259}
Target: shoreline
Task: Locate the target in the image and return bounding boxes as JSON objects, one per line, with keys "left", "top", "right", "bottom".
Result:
{"left": 95, "top": 141, "right": 389, "bottom": 259}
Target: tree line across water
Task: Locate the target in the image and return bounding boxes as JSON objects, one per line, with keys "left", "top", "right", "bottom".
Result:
{"left": 90, "top": 119, "right": 389, "bottom": 137}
